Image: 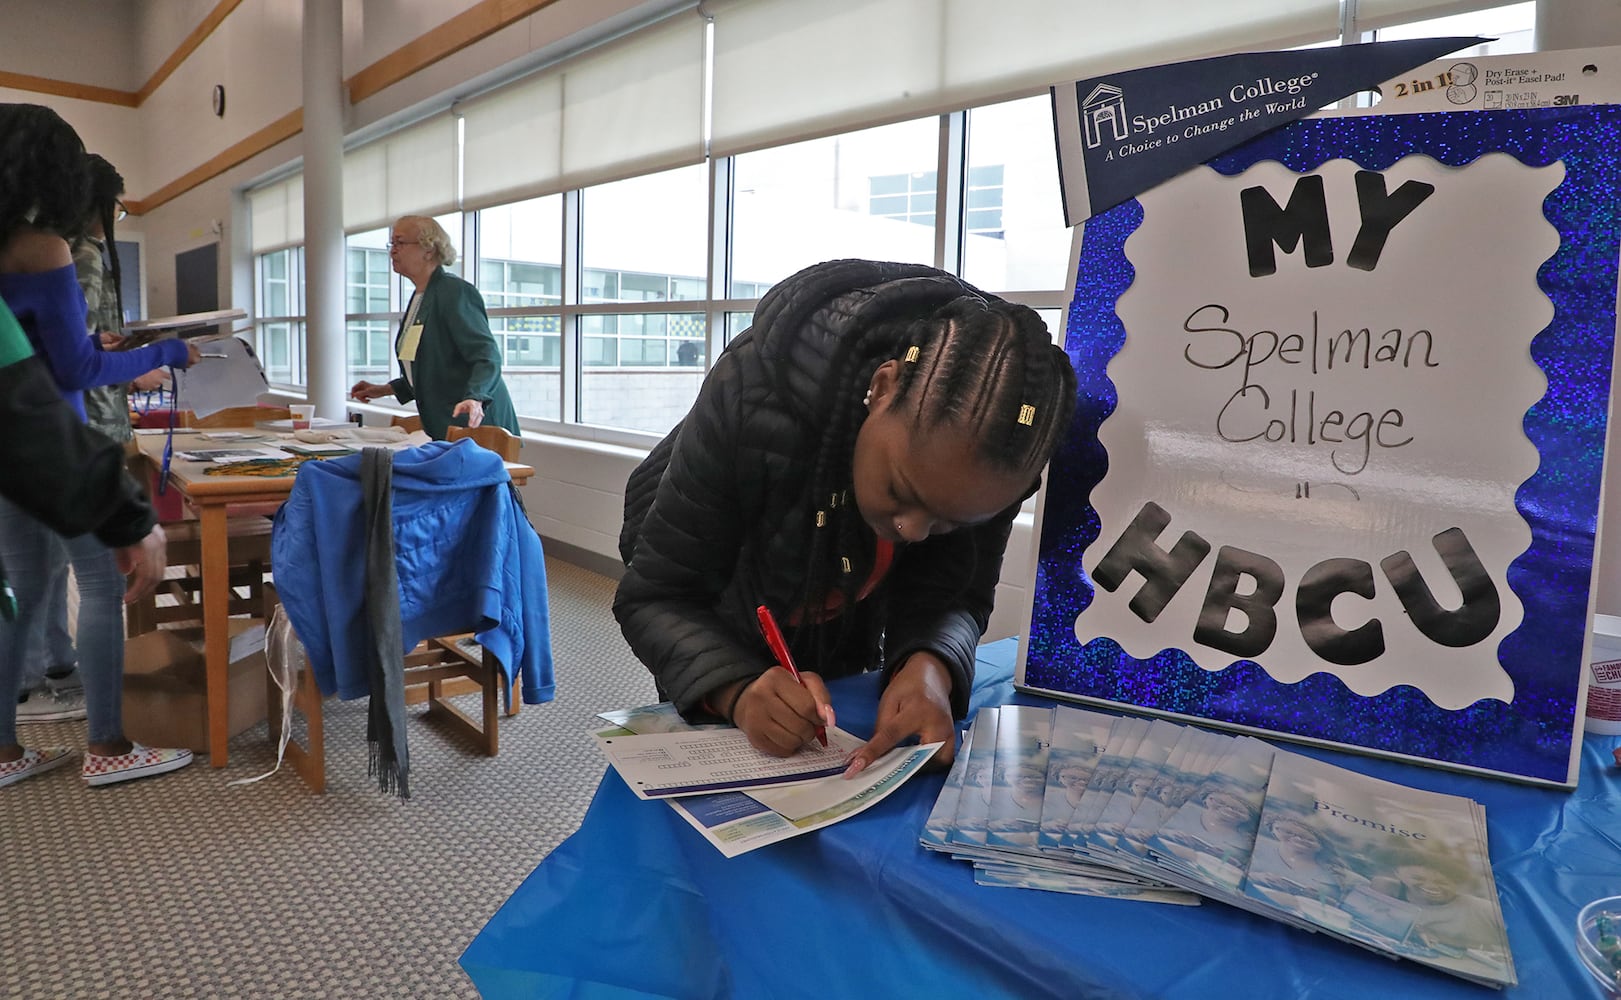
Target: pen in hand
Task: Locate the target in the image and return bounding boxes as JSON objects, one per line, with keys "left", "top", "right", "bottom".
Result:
{"left": 755, "top": 604, "right": 829, "bottom": 748}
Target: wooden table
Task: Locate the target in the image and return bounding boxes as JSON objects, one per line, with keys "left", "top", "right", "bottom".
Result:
{"left": 133, "top": 429, "right": 532, "bottom": 766}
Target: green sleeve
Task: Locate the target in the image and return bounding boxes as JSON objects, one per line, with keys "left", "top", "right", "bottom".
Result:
{"left": 446, "top": 280, "right": 505, "bottom": 405}
{"left": 0, "top": 295, "right": 35, "bottom": 368}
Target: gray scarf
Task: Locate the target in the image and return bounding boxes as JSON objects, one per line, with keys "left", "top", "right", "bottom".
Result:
{"left": 361, "top": 447, "right": 409, "bottom": 798}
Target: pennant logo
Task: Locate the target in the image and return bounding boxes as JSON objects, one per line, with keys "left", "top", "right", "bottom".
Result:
{"left": 1053, "top": 37, "right": 1488, "bottom": 226}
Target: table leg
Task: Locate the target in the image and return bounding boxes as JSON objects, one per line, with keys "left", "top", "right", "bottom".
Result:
{"left": 200, "top": 503, "right": 231, "bottom": 766}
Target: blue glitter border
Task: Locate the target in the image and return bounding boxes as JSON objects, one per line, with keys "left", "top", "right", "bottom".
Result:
{"left": 1027, "top": 107, "right": 1621, "bottom": 784}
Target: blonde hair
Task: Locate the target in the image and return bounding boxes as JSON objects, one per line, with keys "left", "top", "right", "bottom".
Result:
{"left": 398, "top": 215, "right": 457, "bottom": 266}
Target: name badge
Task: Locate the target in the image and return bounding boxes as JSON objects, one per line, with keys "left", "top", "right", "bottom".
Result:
{"left": 399, "top": 323, "right": 424, "bottom": 362}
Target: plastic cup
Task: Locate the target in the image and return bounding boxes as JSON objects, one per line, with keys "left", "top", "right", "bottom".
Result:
{"left": 1576, "top": 896, "right": 1621, "bottom": 995}
{"left": 290, "top": 404, "right": 315, "bottom": 431}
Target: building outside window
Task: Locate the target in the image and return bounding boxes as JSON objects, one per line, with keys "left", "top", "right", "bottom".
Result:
{"left": 255, "top": 246, "right": 304, "bottom": 386}
{"left": 578, "top": 164, "right": 709, "bottom": 435}
{"left": 869, "top": 169, "right": 937, "bottom": 229}
{"left": 346, "top": 231, "right": 393, "bottom": 387}
{"left": 477, "top": 196, "right": 562, "bottom": 422}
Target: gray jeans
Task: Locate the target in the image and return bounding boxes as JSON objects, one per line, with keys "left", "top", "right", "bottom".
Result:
{"left": 19, "top": 533, "right": 75, "bottom": 688}
{"left": 0, "top": 496, "right": 124, "bottom": 747}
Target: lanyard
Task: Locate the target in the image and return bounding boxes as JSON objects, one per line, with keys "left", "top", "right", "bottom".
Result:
{"left": 158, "top": 381, "right": 178, "bottom": 495}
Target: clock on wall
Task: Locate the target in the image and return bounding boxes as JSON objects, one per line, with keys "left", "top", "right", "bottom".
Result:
{"left": 211, "top": 84, "right": 226, "bottom": 117}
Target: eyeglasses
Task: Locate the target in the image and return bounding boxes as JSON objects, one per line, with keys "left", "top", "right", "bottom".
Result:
{"left": 385, "top": 238, "right": 425, "bottom": 250}
{"left": 114, "top": 201, "right": 129, "bottom": 222}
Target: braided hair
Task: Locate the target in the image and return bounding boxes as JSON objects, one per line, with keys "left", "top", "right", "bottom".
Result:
{"left": 791, "top": 293, "right": 1078, "bottom": 670}
{"left": 83, "top": 154, "right": 127, "bottom": 328}
{"left": 0, "top": 104, "right": 89, "bottom": 245}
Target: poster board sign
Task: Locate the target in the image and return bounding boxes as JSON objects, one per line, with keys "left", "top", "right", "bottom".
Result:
{"left": 1358, "top": 45, "right": 1621, "bottom": 116}
{"left": 1020, "top": 55, "right": 1621, "bottom": 786}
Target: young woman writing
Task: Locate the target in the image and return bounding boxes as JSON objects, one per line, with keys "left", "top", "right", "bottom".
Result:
{"left": 615, "top": 258, "right": 1077, "bottom": 774}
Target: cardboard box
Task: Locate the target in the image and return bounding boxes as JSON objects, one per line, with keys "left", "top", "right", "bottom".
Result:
{"left": 122, "top": 618, "right": 269, "bottom": 753}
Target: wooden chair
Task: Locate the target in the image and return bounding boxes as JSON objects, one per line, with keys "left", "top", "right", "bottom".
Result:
{"left": 130, "top": 405, "right": 291, "bottom": 635}
{"left": 262, "top": 574, "right": 519, "bottom": 792}
{"left": 390, "top": 413, "right": 423, "bottom": 433}
{"left": 446, "top": 424, "right": 522, "bottom": 461}
{"left": 127, "top": 518, "right": 275, "bottom": 636}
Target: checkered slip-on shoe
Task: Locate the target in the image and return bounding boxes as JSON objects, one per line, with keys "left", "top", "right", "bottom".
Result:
{"left": 82, "top": 744, "right": 193, "bottom": 787}
{"left": 0, "top": 747, "right": 73, "bottom": 789}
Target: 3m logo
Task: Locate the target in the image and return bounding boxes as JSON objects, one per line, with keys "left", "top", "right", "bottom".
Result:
{"left": 1552, "top": 94, "right": 1580, "bottom": 106}
{"left": 1592, "top": 658, "right": 1621, "bottom": 685}
{"left": 1082, "top": 84, "right": 1128, "bottom": 149}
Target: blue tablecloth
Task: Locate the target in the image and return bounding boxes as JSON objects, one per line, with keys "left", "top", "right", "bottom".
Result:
{"left": 461, "top": 639, "right": 1621, "bottom": 999}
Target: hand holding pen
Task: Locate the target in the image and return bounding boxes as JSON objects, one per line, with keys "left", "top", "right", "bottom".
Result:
{"left": 755, "top": 599, "right": 836, "bottom": 748}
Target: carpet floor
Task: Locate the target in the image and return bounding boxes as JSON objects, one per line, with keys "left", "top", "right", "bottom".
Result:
{"left": 1, "top": 556, "right": 657, "bottom": 999}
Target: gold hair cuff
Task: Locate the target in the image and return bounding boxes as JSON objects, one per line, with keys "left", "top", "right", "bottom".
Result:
{"left": 1017, "top": 404, "right": 1036, "bottom": 426}
{"left": 816, "top": 510, "right": 827, "bottom": 527}
{"left": 903, "top": 346, "right": 920, "bottom": 363}
{"left": 841, "top": 557, "right": 852, "bottom": 574}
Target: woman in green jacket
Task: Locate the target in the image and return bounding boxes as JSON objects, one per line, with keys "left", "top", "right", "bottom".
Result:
{"left": 349, "top": 215, "right": 520, "bottom": 440}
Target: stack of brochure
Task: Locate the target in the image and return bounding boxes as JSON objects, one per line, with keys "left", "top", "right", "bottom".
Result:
{"left": 924, "top": 705, "right": 1515, "bottom": 988}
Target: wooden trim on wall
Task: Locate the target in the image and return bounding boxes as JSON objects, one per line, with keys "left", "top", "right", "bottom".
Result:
{"left": 125, "top": 109, "right": 303, "bottom": 216}
{"left": 0, "top": 70, "right": 138, "bottom": 107}
{"left": 346, "top": 0, "right": 563, "bottom": 105}
{"left": 134, "top": 0, "right": 248, "bottom": 105}
{"left": 0, "top": 0, "right": 243, "bottom": 108}
{"left": 52, "top": 0, "right": 563, "bottom": 212}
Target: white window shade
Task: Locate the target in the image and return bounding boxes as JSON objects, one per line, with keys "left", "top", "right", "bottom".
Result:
{"left": 248, "top": 175, "right": 303, "bottom": 253}
{"left": 460, "top": 71, "right": 564, "bottom": 211}
{"left": 1352, "top": 0, "right": 1514, "bottom": 32}
{"left": 342, "top": 113, "right": 459, "bottom": 234}
{"left": 709, "top": 0, "right": 1341, "bottom": 156}
{"left": 460, "top": 11, "right": 705, "bottom": 210}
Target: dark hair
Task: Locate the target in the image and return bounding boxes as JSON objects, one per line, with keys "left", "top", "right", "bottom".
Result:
{"left": 83, "top": 154, "right": 127, "bottom": 326}
{"left": 794, "top": 293, "right": 1078, "bottom": 669}
{"left": 0, "top": 104, "right": 89, "bottom": 243}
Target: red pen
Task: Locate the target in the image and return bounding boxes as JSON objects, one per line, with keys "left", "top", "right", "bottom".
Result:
{"left": 755, "top": 604, "right": 829, "bottom": 748}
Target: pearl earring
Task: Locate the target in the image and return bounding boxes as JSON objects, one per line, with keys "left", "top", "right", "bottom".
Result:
{"left": 863, "top": 389, "right": 872, "bottom": 407}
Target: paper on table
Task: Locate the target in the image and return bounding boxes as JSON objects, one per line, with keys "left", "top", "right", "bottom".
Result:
{"left": 595, "top": 726, "right": 866, "bottom": 799}
{"left": 745, "top": 741, "right": 943, "bottom": 820}
{"left": 174, "top": 446, "right": 291, "bottom": 462}
{"left": 665, "top": 742, "right": 942, "bottom": 858}
{"left": 594, "top": 701, "right": 945, "bottom": 857}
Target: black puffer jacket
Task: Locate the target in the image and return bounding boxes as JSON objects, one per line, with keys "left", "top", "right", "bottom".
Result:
{"left": 614, "top": 259, "right": 1021, "bottom": 721}
{"left": 0, "top": 353, "right": 154, "bottom": 547}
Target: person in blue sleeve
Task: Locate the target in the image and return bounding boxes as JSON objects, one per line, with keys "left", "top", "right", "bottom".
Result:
{"left": 0, "top": 104, "right": 198, "bottom": 789}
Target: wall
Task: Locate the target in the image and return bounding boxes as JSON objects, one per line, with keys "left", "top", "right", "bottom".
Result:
{"left": 2, "top": 1, "right": 141, "bottom": 91}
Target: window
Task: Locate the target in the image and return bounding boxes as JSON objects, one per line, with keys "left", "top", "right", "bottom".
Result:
{"left": 477, "top": 196, "right": 564, "bottom": 423}
{"left": 346, "top": 242, "right": 391, "bottom": 315}
{"left": 1369, "top": 3, "right": 1535, "bottom": 56}
{"left": 255, "top": 247, "right": 305, "bottom": 386}
{"left": 579, "top": 165, "right": 709, "bottom": 434}
{"left": 731, "top": 116, "right": 939, "bottom": 297}
{"left": 345, "top": 229, "right": 395, "bottom": 386}
{"left": 963, "top": 96, "right": 1072, "bottom": 292}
